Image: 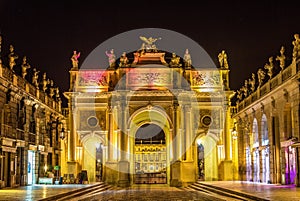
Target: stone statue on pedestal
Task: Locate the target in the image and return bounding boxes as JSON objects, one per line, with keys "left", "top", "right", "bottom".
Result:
{"left": 275, "top": 46, "right": 286, "bottom": 70}
{"left": 32, "top": 68, "right": 40, "bottom": 88}
{"left": 264, "top": 56, "right": 274, "bottom": 79}
{"left": 71, "top": 50, "right": 80, "bottom": 69}
{"left": 183, "top": 48, "right": 192, "bottom": 68}
{"left": 218, "top": 50, "right": 228, "bottom": 68}
{"left": 257, "top": 68, "right": 266, "bottom": 86}
{"left": 21, "top": 56, "right": 31, "bottom": 79}
{"left": 292, "top": 33, "right": 300, "bottom": 61}
{"left": 8, "top": 45, "right": 18, "bottom": 70}
{"left": 139, "top": 36, "right": 161, "bottom": 52}
{"left": 105, "top": 49, "right": 116, "bottom": 68}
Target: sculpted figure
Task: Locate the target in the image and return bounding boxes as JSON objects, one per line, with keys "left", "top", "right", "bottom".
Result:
{"left": 237, "top": 89, "right": 243, "bottom": 101}
{"left": 8, "top": 45, "right": 18, "bottom": 70}
{"left": 105, "top": 49, "right": 116, "bottom": 68}
{"left": 21, "top": 56, "right": 31, "bottom": 79}
{"left": 119, "top": 52, "right": 129, "bottom": 67}
{"left": 71, "top": 50, "right": 80, "bottom": 68}
{"left": 292, "top": 33, "right": 300, "bottom": 60}
{"left": 242, "top": 80, "right": 249, "bottom": 97}
{"left": 218, "top": 50, "right": 228, "bottom": 68}
{"left": 257, "top": 68, "right": 266, "bottom": 86}
{"left": 42, "top": 72, "right": 50, "bottom": 92}
{"left": 183, "top": 48, "right": 192, "bottom": 68}
{"left": 276, "top": 46, "right": 286, "bottom": 70}
{"left": 264, "top": 56, "right": 274, "bottom": 78}
{"left": 248, "top": 73, "right": 256, "bottom": 92}
{"left": 49, "top": 80, "right": 55, "bottom": 97}
{"left": 169, "top": 53, "right": 181, "bottom": 67}
{"left": 32, "top": 68, "right": 40, "bottom": 88}
{"left": 139, "top": 36, "right": 161, "bottom": 51}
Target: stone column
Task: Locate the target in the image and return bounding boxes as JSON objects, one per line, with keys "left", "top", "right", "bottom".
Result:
{"left": 172, "top": 101, "right": 180, "bottom": 161}
{"left": 224, "top": 103, "right": 232, "bottom": 161}
{"left": 118, "top": 96, "right": 129, "bottom": 187}
{"left": 184, "top": 105, "right": 192, "bottom": 161}
{"left": 68, "top": 100, "right": 76, "bottom": 162}
{"left": 107, "top": 105, "right": 113, "bottom": 161}
{"left": 63, "top": 92, "right": 78, "bottom": 177}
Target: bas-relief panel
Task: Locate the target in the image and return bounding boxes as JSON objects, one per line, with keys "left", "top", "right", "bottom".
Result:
{"left": 78, "top": 71, "right": 108, "bottom": 87}
{"left": 127, "top": 68, "right": 171, "bottom": 86}
{"left": 191, "top": 71, "right": 220, "bottom": 87}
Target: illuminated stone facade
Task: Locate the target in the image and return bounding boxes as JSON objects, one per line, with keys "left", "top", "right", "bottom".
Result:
{"left": 233, "top": 34, "right": 300, "bottom": 186}
{"left": 62, "top": 34, "right": 235, "bottom": 187}
{"left": 0, "top": 38, "right": 64, "bottom": 188}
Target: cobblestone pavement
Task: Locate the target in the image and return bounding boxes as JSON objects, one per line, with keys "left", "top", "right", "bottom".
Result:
{"left": 76, "top": 185, "right": 230, "bottom": 201}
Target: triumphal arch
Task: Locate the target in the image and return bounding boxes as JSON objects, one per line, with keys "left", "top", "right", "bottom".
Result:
{"left": 62, "top": 29, "right": 235, "bottom": 187}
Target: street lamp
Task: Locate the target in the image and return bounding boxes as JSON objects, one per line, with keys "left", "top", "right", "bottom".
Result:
{"left": 232, "top": 127, "right": 238, "bottom": 139}
{"left": 231, "top": 122, "right": 238, "bottom": 140}
{"left": 60, "top": 127, "right": 65, "bottom": 140}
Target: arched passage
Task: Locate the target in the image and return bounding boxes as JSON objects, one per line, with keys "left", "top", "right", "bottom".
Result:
{"left": 128, "top": 106, "right": 172, "bottom": 185}
{"left": 81, "top": 134, "right": 106, "bottom": 183}
{"left": 195, "top": 134, "right": 218, "bottom": 181}
{"left": 134, "top": 123, "right": 167, "bottom": 184}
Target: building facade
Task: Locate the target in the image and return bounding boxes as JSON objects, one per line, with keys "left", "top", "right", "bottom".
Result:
{"left": 61, "top": 32, "right": 236, "bottom": 187}
{"left": 0, "top": 37, "right": 64, "bottom": 188}
{"left": 233, "top": 34, "right": 300, "bottom": 186}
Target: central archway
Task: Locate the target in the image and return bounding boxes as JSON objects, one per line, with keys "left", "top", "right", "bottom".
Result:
{"left": 134, "top": 123, "right": 167, "bottom": 184}
{"left": 128, "top": 105, "right": 172, "bottom": 185}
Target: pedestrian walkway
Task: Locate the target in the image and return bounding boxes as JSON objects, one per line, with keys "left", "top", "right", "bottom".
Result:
{"left": 200, "top": 181, "right": 300, "bottom": 201}
{"left": 0, "top": 183, "right": 97, "bottom": 201}
{"left": 0, "top": 181, "right": 299, "bottom": 201}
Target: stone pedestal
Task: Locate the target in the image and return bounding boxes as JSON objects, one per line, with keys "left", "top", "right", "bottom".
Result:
{"left": 170, "top": 161, "right": 196, "bottom": 187}
{"left": 117, "top": 161, "right": 130, "bottom": 187}
{"left": 219, "top": 160, "right": 233, "bottom": 180}
{"left": 170, "top": 161, "right": 182, "bottom": 187}
{"left": 104, "top": 162, "right": 118, "bottom": 185}
{"left": 67, "top": 161, "right": 78, "bottom": 179}
{"left": 181, "top": 161, "right": 196, "bottom": 186}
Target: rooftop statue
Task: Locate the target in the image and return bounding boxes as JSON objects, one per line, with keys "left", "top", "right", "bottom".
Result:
{"left": 42, "top": 72, "right": 50, "bottom": 92}
{"left": 139, "top": 36, "right": 161, "bottom": 52}
{"left": 49, "top": 80, "right": 55, "bottom": 97}
{"left": 21, "top": 56, "right": 31, "bottom": 78}
{"left": 183, "top": 48, "right": 192, "bottom": 68}
{"left": 169, "top": 52, "right": 181, "bottom": 67}
{"left": 105, "top": 49, "right": 116, "bottom": 68}
{"left": 119, "top": 52, "right": 129, "bottom": 67}
{"left": 242, "top": 80, "right": 249, "bottom": 97}
{"left": 32, "top": 68, "right": 40, "bottom": 88}
{"left": 292, "top": 33, "right": 300, "bottom": 61}
{"left": 8, "top": 45, "right": 18, "bottom": 70}
{"left": 264, "top": 56, "right": 274, "bottom": 78}
{"left": 257, "top": 68, "right": 266, "bottom": 87}
{"left": 218, "top": 50, "right": 228, "bottom": 68}
{"left": 276, "top": 46, "right": 286, "bottom": 70}
{"left": 237, "top": 89, "right": 243, "bottom": 101}
{"left": 248, "top": 73, "right": 256, "bottom": 92}
{"left": 71, "top": 50, "right": 80, "bottom": 68}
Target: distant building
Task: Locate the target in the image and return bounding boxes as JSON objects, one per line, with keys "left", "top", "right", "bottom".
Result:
{"left": 232, "top": 34, "right": 300, "bottom": 186}
{"left": 0, "top": 38, "right": 64, "bottom": 188}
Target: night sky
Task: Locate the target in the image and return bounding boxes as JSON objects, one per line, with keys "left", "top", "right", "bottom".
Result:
{"left": 0, "top": 1, "right": 299, "bottom": 106}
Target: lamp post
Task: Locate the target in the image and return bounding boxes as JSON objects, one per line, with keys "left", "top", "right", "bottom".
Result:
{"left": 231, "top": 122, "right": 238, "bottom": 180}
{"left": 60, "top": 127, "right": 65, "bottom": 140}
